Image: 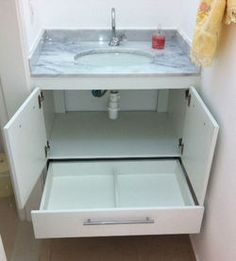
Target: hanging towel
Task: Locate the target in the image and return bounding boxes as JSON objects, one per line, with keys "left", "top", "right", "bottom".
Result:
{"left": 191, "top": 0, "right": 226, "bottom": 67}
{"left": 225, "top": 0, "right": 236, "bottom": 24}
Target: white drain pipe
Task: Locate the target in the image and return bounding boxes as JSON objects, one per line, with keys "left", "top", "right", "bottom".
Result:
{"left": 108, "top": 90, "right": 120, "bottom": 120}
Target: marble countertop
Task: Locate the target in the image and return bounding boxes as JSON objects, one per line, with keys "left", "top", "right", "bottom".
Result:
{"left": 30, "top": 30, "right": 200, "bottom": 77}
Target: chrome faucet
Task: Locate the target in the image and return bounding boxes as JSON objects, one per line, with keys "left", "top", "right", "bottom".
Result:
{"left": 109, "top": 8, "right": 126, "bottom": 46}
{"left": 111, "top": 8, "right": 116, "bottom": 38}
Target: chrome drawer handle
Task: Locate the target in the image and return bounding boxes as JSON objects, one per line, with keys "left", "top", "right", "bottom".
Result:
{"left": 83, "top": 217, "right": 154, "bottom": 226}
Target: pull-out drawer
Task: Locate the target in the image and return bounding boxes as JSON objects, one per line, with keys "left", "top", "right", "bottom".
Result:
{"left": 32, "top": 159, "right": 204, "bottom": 238}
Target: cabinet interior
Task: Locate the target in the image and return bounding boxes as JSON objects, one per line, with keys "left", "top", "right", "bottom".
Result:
{"left": 43, "top": 89, "right": 186, "bottom": 159}
{"left": 38, "top": 89, "right": 200, "bottom": 211}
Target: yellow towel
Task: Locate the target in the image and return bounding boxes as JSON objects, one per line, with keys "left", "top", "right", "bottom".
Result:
{"left": 225, "top": 0, "right": 236, "bottom": 24}
{"left": 191, "top": 0, "right": 226, "bottom": 67}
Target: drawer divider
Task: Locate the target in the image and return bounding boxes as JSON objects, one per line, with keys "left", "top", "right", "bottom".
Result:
{"left": 112, "top": 168, "right": 119, "bottom": 208}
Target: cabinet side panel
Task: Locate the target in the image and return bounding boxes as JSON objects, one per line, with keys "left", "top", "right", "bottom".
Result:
{"left": 182, "top": 87, "right": 219, "bottom": 205}
{"left": 43, "top": 90, "right": 56, "bottom": 140}
{"left": 168, "top": 89, "right": 186, "bottom": 138}
{"left": 53, "top": 91, "right": 66, "bottom": 113}
{"left": 4, "top": 88, "right": 47, "bottom": 209}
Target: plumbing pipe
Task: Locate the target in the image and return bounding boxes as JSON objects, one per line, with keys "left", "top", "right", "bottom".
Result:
{"left": 108, "top": 90, "right": 120, "bottom": 120}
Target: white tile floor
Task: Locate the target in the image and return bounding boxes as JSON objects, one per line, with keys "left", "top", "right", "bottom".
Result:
{"left": 0, "top": 197, "right": 196, "bottom": 261}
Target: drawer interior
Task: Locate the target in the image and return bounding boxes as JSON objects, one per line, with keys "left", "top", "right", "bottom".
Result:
{"left": 40, "top": 159, "right": 196, "bottom": 211}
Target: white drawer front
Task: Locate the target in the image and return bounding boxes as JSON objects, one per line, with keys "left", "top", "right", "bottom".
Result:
{"left": 32, "top": 207, "right": 204, "bottom": 238}
{"left": 32, "top": 160, "right": 204, "bottom": 238}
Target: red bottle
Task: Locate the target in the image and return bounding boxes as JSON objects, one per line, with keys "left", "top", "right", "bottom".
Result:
{"left": 152, "top": 28, "right": 166, "bottom": 49}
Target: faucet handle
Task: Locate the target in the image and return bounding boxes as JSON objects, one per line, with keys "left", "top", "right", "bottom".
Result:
{"left": 109, "top": 37, "right": 120, "bottom": 46}
{"left": 118, "top": 32, "right": 127, "bottom": 42}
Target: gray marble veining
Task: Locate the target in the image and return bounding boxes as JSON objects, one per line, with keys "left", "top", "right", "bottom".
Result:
{"left": 30, "top": 30, "right": 200, "bottom": 77}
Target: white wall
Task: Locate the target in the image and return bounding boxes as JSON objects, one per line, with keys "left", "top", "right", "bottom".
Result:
{"left": 192, "top": 24, "right": 236, "bottom": 261}
{"left": 21, "top": 0, "right": 182, "bottom": 52}
{"left": 178, "top": 0, "right": 199, "bottom": 42}
{"left": 38, "top": 0, "right": 181, "bottom": 29}
{"left": 0, "top": 0, "right": 31, "bottom": 117}
{"left": 20, "top": 0, "right": 44, "bottom": 53}
{"left": 179, "top": 1, "right": 236, "bottom": 260}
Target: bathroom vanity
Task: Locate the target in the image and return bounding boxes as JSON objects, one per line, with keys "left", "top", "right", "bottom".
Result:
{"left": 3, "top": 30, "right": 218, "bottom": 239}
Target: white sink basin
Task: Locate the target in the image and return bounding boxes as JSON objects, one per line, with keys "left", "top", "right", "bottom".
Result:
{"left": 74, "top": 49, "right": 154, "bottom": 67}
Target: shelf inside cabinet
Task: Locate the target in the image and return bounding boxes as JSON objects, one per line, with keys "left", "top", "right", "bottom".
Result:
{"left": 49, "top": 112, "right": 180, "bottom": 159}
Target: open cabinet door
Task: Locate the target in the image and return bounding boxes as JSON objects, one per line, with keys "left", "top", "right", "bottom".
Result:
{"left": 4, "top": 88, "right": 47, "bottom": 209}
{"left": 182, "top": 87, "right": 219, "bottom": 205}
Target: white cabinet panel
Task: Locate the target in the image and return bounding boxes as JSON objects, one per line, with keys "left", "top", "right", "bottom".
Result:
{"left": 49, "top": 112, "right": 180, "bottom": 159}
{"left": 4, "top": 88, "right": 47, "bottom": 209}
{"left": 64, "top": 90, "right": 158, "bottom": 111}
{"left": 182, "top": 87, "right": 219, "bottom": 205}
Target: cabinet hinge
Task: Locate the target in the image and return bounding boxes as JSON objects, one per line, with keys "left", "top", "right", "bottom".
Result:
{"left": 178, "top": 138, "right": 184, "bottom": 155}
{"left": 44, "top": 141, "right": 50, "bottom": 158}
{"left": 185, "top": 89, "right": 191, "bottom": 107}
{"left": 38, "top": 91, "right": 44, "bottom": 109}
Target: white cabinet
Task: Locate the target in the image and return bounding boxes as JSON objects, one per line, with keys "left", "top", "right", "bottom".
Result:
{"left": 3, "top": 87, "right": 219, "bottom": 238}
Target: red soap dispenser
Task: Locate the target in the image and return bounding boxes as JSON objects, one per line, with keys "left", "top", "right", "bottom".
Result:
{"left": 152, "top": 26, "right": 166, "bottom": 49}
